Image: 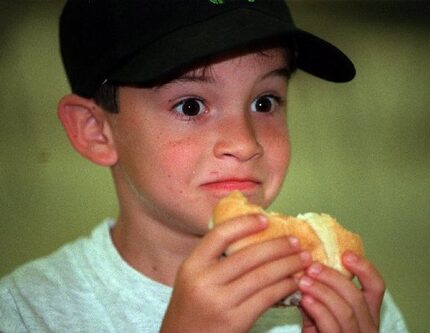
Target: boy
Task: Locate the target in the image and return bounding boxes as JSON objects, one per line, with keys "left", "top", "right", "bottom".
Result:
{"left": 0, "top": 0, "right": 409, "bottom": 332}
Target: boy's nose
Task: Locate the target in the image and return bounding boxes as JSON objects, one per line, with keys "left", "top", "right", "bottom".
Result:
{"left": 213, "top": 114, "right": 263, "bottom": 162}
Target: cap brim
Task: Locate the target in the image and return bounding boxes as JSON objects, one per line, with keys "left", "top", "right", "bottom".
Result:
{"left": 294, "top": 29, "right": 355, "bottom": 82}
{"left": 109, "top": 8, "right": 355, "bottom": 85}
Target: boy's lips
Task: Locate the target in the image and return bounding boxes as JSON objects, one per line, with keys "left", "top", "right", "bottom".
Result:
{"left": 200, "top": 178, "right": 261, "bottom": 193}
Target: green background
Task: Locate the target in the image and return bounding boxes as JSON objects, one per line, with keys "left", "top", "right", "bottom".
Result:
{"left": 1, "top": 1, "right": 429, "bottom": 332}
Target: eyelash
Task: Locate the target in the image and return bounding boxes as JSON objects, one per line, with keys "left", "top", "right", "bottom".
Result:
{"left": 171, "top": 97, "right": 208, "bottom": 122}
{"left": 252, "top": 94, "right": 285, "bottom": 113}
{"left": 170, "top": 93, "right": 285, "bottom": 122}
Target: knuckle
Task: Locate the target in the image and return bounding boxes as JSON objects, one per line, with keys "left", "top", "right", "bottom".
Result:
{"left": 362, "top": 265, "right": 385, "bottom": 293}
{"left": 343, "top": 306, "right": 355, "bottom": 323}
{"left": 374, "top": 278, "right": 386, "bottom": 296}
{"left": 350, "top": 288, "right": 366, "bottom": 306}
{"left": 254, "top": 271, "right": 274, "bottom": 288}
{"left": 363, "top": 259, "right": 376, "bottom": 272}
{"left": 195, "top": 287, "right": 228, "bottom": 318}
{"left": 184, "top": 277, "right": 215, "bottom": 307}
{"left": 188, "top": 275, "right": 208, "bottom": 296}
{"left": 210, "top": 224, "right": 229, "bottom": 240}
{"left": 177, "top": 258, "right": 194, "bottom": 277}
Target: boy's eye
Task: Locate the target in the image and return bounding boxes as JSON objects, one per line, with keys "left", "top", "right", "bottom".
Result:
{"left": 251, "top": 95, "right": 279, "bottom": 113}
{"left": 174, "top": 98, "right": 206, "bottom": 117}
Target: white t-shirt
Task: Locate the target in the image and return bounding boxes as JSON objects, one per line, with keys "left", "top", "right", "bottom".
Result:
{"left": 0, "top": 220, "right": 409, "bottom": 332}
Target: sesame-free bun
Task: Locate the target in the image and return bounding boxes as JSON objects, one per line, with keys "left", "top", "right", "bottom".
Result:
{"left": 211, "top": 191, "right": 364, "bottom": 278}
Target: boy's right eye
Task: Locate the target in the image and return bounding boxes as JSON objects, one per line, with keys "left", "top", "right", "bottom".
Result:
{"left": 173, "top": 98, "right": 207, "bottom": 117}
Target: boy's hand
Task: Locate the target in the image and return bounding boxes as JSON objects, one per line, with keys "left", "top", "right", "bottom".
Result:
{"left": 160, "top": 215, "right": 312, "bottom": 333}
{"left": 299, "top": 252, "right": 385, "bottom": 333}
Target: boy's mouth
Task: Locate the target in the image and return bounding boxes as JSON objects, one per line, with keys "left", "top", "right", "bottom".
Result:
{"left": 200, "top": 178, "right": 261, "bottom": 194}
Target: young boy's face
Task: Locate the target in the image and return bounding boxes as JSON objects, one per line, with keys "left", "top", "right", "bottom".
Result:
{"left": 108, "top": 46, "right": 291, "bottom": 236}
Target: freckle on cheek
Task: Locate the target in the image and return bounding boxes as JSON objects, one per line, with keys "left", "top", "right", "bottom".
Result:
{"left": 168, "top": 137, "right": 194, "bottom": 148}
{"left": 164, "top": 138, "right": 196, "bottom": 157}
{"left": 158, "top": 139, "right": 195, "bottom": 173}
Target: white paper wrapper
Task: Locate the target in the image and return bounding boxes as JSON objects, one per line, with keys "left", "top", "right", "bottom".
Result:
{"left": 275, "top": 291, "right": 302, "bottom": 307}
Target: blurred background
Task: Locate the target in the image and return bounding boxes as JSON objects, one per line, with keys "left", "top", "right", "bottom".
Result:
{"left": 0, "top": 1, "right": 429, "bottom": 332}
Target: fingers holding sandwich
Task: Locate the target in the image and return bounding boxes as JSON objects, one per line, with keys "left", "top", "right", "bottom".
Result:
{"left": 298, "top": 255, "right": 383, "bottom": 333}
{"left": 186, "top": 212, "right": 311, "bottom": 293}
{"left": 211, "top": 191, "right": 364, "bottom": 279}
{"left": 163, "top": 214, "right": 311, "bottom": 333}
{"left": 342, "top": 251, "right": 385, "bottom": 327}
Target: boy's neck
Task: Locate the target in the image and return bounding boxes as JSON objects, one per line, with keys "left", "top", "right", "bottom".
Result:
{"left": 110, "top": 213, "right": 200, "bottom": 287}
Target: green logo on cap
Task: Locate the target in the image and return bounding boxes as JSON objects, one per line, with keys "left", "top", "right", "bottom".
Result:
{"left": 209, "top": 0, "right": 255, "bottom": 4}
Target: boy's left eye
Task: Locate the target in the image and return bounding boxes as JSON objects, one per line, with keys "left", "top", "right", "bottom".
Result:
{"left": 251, "top": 95, "right": 280, "bottom": 113}
{"left": 173, "top": 98, "right": 206, "bottom": 117}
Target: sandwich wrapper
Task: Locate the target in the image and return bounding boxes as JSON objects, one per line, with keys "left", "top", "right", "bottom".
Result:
{"left": 277, "top": 291, "right": 302, "bottom": 307}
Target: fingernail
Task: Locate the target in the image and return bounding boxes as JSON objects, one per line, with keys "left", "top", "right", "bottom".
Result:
{"left": 257, "top": 215, "right": 269, "bottom": 225}
{"left": 299, "top": 251, "right": 311, "bottom": 262}
{"left": 299, "top": 276, "right": 314, "bottom": 288}
{"left": 302, "top": 295, "right": 315, "bottom": 305}
{"left": 344, "top": 252, "right": 358, "bottom": 264}
{"left": 288, "top": 236, "right": 300, "bottom": 248}
{"left": 307, "top": 262, "right": 323, "bottom": 277}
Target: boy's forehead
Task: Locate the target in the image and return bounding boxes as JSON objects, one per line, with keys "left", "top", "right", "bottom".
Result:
{"left": 165, "top": 46, "right": 290, "bottom": 85}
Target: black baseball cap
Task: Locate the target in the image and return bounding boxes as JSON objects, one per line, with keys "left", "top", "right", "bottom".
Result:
{"left": 60, "top": 0, "right": 356, "bottom": 98}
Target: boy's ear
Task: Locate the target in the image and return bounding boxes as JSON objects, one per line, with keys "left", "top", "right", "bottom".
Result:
{"left": 57, "top": 94, "right": 118, "bottom": 166}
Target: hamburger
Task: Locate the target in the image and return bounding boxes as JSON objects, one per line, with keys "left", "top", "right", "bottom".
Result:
{"left": 210, "top": 191, "right": 364, "bottom": 305}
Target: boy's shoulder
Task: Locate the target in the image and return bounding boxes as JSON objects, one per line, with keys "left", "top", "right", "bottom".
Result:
{"left": 0, "top": 219, "right": 173, "bottom": 333}
{"left": 0, "top": 220, "right": 100, "bottom": 288}
{"left": 0, "top": 220, "right": 112, "bottom": 298}
{"left": 0, "top": 220, "right": 112, "bottom": 331}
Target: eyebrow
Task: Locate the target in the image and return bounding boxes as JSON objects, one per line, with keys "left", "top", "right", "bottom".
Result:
{"left": 261, "top": 67, "right": 293, "bottom": 81}
{"left": 169, "top": 69, "right": 216, "bottom": 85}
{"left": 177, "top": 66, "right": 292, "bottom": 82}
{"left": 161, "top": 65, "right": 292, "bottom": 89}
